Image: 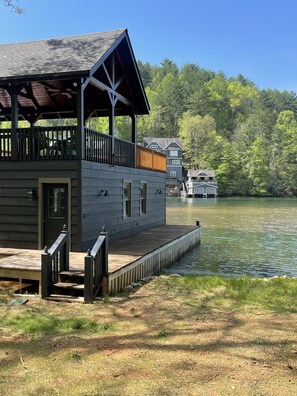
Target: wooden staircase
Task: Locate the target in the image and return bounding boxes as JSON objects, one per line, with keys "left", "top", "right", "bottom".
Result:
{"left": 47, "top": 270, "right": 85, "bottom": 303}
{"left": 41, "top": 226, "right": 108, "bottom": 303}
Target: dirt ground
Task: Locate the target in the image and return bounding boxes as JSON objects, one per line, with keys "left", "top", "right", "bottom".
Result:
{"left": 1, "top": 277, "right": 297, "bottom": 396}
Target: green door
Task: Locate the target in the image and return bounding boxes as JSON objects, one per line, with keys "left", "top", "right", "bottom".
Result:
{"left": 43, "top": 184, "right": 68, "bottom": 247}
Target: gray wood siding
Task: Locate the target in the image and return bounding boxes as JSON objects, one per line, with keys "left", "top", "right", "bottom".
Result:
{"left": 0, "top": 160, "right": 165, "bottom": 252}
{"left": 0, "top": 161, "right": 80, "bottom": 250}
{"left": 81, "top": 161, "right": 166, "bottom": 250}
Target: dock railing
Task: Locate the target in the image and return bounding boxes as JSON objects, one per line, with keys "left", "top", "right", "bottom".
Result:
{"left": 84, "top": 227, "right": 108, "bottom": 303}
{"left": 41, "top": 225, "right": 70, "bottom": 299}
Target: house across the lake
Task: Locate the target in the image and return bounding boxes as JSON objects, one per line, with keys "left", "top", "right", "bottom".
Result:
{"left": 0, "top": 29, "right": 167, "bottom": 251}
{"left": 182, "top": 169, "right": 218, "bottom": 198}
{"left": 143, "top": 137, "right": 183, "bottom": 180}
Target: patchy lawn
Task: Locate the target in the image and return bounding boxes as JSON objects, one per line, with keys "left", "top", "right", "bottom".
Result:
{"left": 1, "top": 275, "right": 297, "bottom": 396}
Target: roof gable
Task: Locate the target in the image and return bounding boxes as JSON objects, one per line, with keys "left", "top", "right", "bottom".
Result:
{"left": 144, "top": 137, "right": 183, "bottom": 150}
{"left": 144, "top": 138, "right": 163, "bottom": 150}
{"left": 166, "top": 142, "right": 182, "bottom": 150}
{"left": 0, "top": 29, "right": 149, "bottom": 120}
{"left": 188, "top": 169, "right": 216, "bottom": 178}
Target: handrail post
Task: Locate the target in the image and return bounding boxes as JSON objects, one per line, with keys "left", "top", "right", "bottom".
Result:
{"left": 100, "top": 226, "right": 109, "bottom": 275}
{"left": 41, "top": 246, "right": 52, "bottom": 298}
{"left": 100, "top": 226, "right": 109, "bottom": 296}
{"left": 61, "top": 224, "right": 69, "bottom": 271}
{"left": 84, "top": 249, "right": 94, "bottom": 304}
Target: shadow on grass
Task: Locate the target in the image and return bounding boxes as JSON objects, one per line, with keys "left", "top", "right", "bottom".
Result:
{"left": 1, "top": 275, "right": 297, "bottom": 374}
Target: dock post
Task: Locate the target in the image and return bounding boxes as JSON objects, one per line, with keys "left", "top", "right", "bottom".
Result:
{"left": 196, "top": 220, "right": 200, "bottom": 227}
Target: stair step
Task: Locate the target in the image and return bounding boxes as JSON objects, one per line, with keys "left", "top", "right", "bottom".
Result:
{"left": 60, "top": 271, "right": 84, "bottom": 277}
{"left": 72, "top": 284, "right": 84, "bottom": 290}
{"left": 46, "top": 294, "right": 84, "bottom": 303}
{"left": 54, "top": 282, "right": 79, "bottom": 288}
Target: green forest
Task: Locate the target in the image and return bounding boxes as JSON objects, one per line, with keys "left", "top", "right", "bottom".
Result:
{"left": 2, "top": 58, "right": 296, "bottom": 197}
{"left": 134, "top": 59, "right": 297, "bottom": 197}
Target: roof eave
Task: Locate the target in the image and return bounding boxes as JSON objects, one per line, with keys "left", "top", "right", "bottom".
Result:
{"left": 0, "top": 70, "right": 89, "bottom": 85}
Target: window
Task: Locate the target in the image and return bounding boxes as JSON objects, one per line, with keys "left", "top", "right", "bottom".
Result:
{"left": 48, "top": 187, "right": 66, "bottom": 219}
{"left": 140, "top": 182, "right": 147, "bottom": 214}
{"left": 150, "top": 144, "right": 159, "bottom": 149}
{"left": 170, "top": 171, "right": 177, "bottom": 177}
{"left": 123, "top": 181, "right": 132, "bottom": 218}
{"left": 170, "top": 150, "right": 178, "bottom": 157}
{"left": 171, "top": 160, "right": 181, "bottom": 165}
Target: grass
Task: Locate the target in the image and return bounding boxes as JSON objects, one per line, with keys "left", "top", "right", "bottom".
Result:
{"left": 3, "top": 310, "right": 114, "bottom": 335}
{"left": 1, "top": 275, "right": 297, "bottom": 396}
{"left": 159, "top": 275, "right": 297, "bottom": 313}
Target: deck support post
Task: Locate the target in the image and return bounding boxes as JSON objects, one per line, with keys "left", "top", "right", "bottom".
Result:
{"left": 109, "top": 104, "right": 115, "bottom": 165}
{"left": 131, "top": 114, "right": 137, "bottom": 168}
{"left": 76, "top": 79, "right": 85, "bottom": 160}
{"left": 8, "top": 84, "right": 22, "bottom": 160}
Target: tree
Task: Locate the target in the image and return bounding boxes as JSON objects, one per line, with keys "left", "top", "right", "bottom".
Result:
{"left": 271, "top": 110, "right": 297, "bottom": 195}
{"left": 137, "top": 60, "right": 155, "bottom": 88}
{"left": 178, "top": 111, "right": 216, "bottom": 169}
{"left": 3, "top": 0, "right": 24, "bottom": 13}
{"left": 227, "top": 80, "right": 259, "bottom": 117}
{"left": 246, "top": 136, "right": 270, "bottom": 196}
{"left": 204, "top": 74, "right": 233, "bottom": 136}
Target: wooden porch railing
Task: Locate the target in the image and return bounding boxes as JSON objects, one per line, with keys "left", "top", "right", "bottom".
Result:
{"left": 136, "top": 145, "right": 167, "bottom": 172}
{"left": 85, "top": 127, "right": 111, "bottom": 163}
{"left": 114, "top": 136, "right": 135, "bottom": 167}
{"left": 84, "top": 227, "right": 108, "bottom": 303}
{"left": 41, "top": 225, "right": 70, "bottom": 299}
{"left": 0, "top": 129, "right": 11, "bottom": 160}
{"left": 0, "top": 126, "right": 166, "bottom": 173}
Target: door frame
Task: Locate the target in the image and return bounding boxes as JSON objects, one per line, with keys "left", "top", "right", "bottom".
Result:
{"left": 38, "top": 178, "right": 71, "bottom": 250}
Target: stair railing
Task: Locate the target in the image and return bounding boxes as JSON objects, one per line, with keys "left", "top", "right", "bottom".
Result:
{"left": 41, "top": 225, "right": 70, "bottom": 299}
{"left": 84, "top": 227, "right": 108, "bottom": 303}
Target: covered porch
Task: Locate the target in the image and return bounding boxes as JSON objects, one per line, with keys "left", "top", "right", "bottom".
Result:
{"left": 0, "top": 29, "right": 165, "bottom": 170}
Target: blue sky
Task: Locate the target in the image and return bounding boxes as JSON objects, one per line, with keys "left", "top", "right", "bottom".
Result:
{"left": 1, "top": 0, "right": 297, "bottom": 91}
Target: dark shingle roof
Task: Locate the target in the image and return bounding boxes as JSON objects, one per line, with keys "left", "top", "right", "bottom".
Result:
{"left": 0, "top": 28, "right": 126, "bottom": 80}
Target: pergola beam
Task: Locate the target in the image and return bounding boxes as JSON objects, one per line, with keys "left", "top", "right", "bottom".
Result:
{"left": 89, "top": 76, "right": 132, "bottom": 107}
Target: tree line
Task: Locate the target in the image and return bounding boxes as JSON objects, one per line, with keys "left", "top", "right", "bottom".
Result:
{"left": 136, "top": 59, "right": 297, "bottom": 197}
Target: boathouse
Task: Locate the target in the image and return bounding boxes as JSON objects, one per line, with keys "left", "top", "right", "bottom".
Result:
{"left": 0, "top": 29, "right": 167, "bottom": 252}
{"left": 183, "top": 169, "right": 218, "bottom": 198}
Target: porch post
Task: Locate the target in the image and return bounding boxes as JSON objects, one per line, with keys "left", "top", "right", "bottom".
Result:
{"left": 10, "top": 85, "right": 19, "bottom": 160}
{"left": 131, "top": 114, "right": 137, "bottom": 168}
{"left": 76, "top": 80, "right": 85, "bottom": 160}
{"left": 109, "top": 103, "right": 115, "bottom": 165}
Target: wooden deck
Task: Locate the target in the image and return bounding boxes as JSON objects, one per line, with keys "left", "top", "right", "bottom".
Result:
{"left": 0, "top": 224, "right": 200, "bottom": 294}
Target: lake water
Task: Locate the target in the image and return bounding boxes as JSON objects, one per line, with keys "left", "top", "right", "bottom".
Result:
{"left": 165, "top": 197, "right": 297, "bottom": 277}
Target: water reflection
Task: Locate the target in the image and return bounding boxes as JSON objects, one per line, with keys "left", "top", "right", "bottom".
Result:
{"left": 166, "top": 197, "right": 297, "bottom": 277}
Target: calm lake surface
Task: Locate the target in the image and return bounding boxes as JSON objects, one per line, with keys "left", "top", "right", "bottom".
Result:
{"left": 166, "top": 197, "right": 297, "bottom": 277}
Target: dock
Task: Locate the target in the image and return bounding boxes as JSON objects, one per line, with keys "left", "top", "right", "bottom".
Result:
{"left": 0, "top": 224, "right": 200, "bottom": 295}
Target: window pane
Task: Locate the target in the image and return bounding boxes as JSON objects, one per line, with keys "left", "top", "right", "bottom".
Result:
{"left": 48, "top": 187, "right": 66, "bottom": 218}
{"left": 140, "top": 182, "right": 147, "bottom": 214}
{"left": 123, "top": 182, "right": 132, "bottom": 218}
